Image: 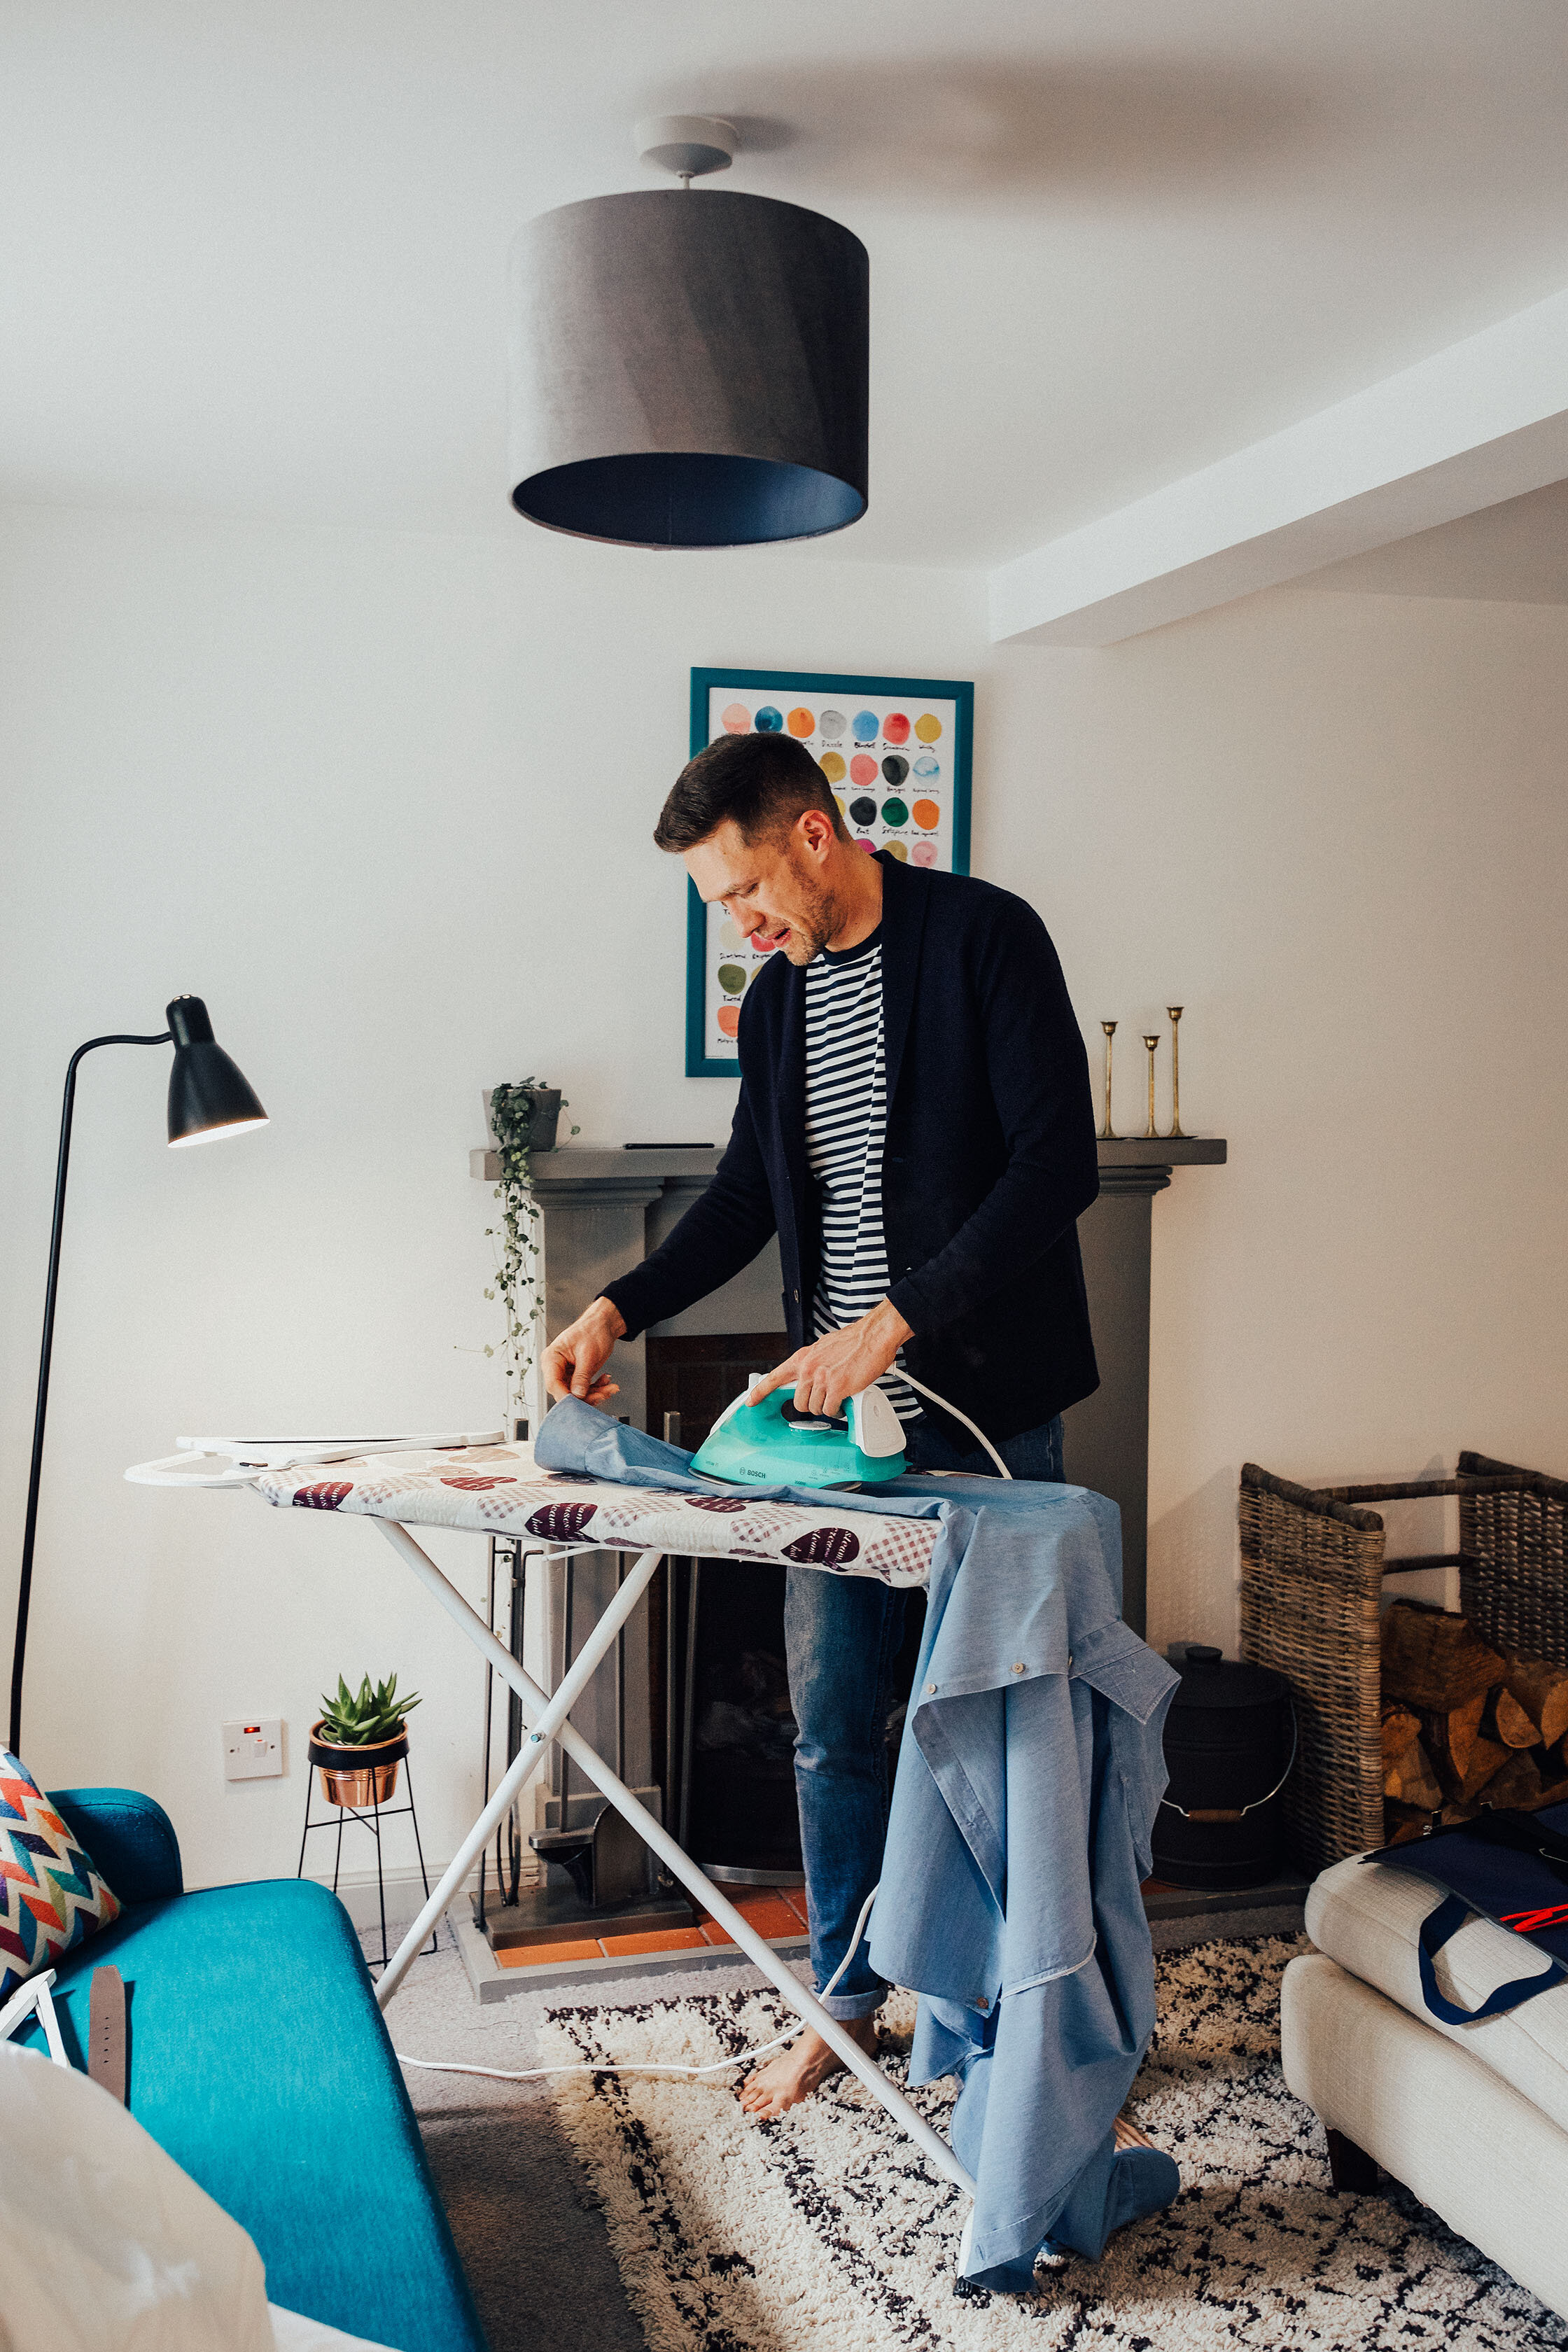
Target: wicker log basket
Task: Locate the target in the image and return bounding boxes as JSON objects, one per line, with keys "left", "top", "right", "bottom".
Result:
{"left": 1239, "top": 1451, "right": 1567, "bottom": 1877}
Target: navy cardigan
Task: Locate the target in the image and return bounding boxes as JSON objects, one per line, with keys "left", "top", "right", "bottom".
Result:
{"left": 603, "top": 853, "right": 1100, "bottom": 1445}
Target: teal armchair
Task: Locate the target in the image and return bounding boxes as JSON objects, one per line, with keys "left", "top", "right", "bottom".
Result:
{"left": 23, "top": 1786, "right": 487, "bottom": 2352}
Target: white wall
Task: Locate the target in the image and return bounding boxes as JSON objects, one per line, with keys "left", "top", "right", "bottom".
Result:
{"left": 984, "top": 594, "right": 1568, "bottom": 1651}
{"left": 0, "top": 507, "right": 985, "bottom": 1891}
{"left": 2, "top": 503, "right": 1564, "bottom": 1888}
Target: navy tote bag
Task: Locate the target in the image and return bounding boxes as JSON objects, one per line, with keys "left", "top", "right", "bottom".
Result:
{"left": 1362, "top": 1800, "right": 1568, "bottom": 2024}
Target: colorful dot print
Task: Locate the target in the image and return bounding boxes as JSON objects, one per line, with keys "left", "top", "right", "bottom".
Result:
{"left": 702, "top": 684, "right": 962, "bottom": 1060}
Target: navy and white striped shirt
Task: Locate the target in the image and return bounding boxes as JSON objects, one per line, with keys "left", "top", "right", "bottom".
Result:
{"left": 803, "top": 928, "right": 920, "bottom": 1423}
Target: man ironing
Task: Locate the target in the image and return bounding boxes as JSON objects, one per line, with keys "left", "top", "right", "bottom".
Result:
{"left": 543, "top": 730, "right": 1100, "bottom": 2118}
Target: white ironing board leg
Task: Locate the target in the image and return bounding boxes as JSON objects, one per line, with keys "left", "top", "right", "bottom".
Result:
{"left": 372, "top": 1540, "right": 664, "bottom": 2008}
{"left": 372, "top": 1516, "right": 977, "bottom": 2203}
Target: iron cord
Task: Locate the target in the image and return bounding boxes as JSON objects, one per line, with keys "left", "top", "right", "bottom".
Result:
{"left": 899, "top": 1374, "right": 1012, "bottom": 1478}
{"left": 393, "top": 1880, "right": 881, "bottom": 2083}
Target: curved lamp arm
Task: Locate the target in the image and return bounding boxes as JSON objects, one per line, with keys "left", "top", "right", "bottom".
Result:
{"left": 10, "top": 1033, "right": 172, "bottom": 1756}
{"left": 10, "top": 1004, "right": 266, "bottom": 1757}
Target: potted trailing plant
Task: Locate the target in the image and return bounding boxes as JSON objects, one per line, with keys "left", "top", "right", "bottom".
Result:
{"left": 482, "top": 1077, "right": 578, "bottom": 1429}
{"left": 308, "top": 1673, "right": 421, "bottom": 1809}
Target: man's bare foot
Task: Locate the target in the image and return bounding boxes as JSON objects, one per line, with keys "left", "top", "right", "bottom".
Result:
{"left": 738, "top": 2015, "right": 879, "bottom": 2119}
{"left": 1113, "top": 2112, "right": 1154, "bottom": 2150}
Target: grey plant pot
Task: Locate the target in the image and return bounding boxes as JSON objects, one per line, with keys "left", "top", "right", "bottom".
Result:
{"left": 483, "top": 1086, "right": 561, "bottom": 1155}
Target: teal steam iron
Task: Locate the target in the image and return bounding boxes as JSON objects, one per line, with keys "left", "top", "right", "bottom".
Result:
{"left": 690, "top": 1378, "right": 906, "bottom": 1490}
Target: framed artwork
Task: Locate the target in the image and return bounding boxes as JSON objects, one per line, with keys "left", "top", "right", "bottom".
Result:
{"left": 685, "top": 668, "right": 974, "bottom": 1077}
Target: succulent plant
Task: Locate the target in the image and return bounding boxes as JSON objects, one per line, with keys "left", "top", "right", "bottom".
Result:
{"left": 317, "top": 1672, "right": 421, "bottom": 1748}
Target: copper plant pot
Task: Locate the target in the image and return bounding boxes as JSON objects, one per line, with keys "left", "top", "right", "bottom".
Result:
{"left": 307, "top": 1719, "right": 408, "bottom": 1809}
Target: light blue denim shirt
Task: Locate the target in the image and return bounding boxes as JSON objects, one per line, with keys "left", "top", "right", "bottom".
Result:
{"left": 536, "top": 1401, "right": 1179, "bottom": 2291}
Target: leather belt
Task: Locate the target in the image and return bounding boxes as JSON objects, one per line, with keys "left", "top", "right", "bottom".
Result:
{"left": 88, "top": 1964, "right": 127, "bottom": 2104}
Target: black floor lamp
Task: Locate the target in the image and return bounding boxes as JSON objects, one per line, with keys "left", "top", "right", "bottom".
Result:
{"left": 10, "top": 997, "right": 268, "bottom": 1757}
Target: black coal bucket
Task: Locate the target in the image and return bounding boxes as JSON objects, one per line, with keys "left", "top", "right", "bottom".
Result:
{"left": 1152, "top": 1645, "right": 1296, "bottom": 1889}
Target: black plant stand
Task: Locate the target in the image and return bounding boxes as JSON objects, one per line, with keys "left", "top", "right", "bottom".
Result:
{"left": 296, "top": 1742, "right": 436, "bottom": 1973}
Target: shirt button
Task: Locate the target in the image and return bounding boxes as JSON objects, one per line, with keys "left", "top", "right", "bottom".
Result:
{"left": 975, "top": 1996, "right": 989, "bottom": 2012}
{"left": 1011, "top": 1662, "right": 1026, "bottom": 1674}
{"left": 925, "top": 1682, "right": 937, "bottom": 1695}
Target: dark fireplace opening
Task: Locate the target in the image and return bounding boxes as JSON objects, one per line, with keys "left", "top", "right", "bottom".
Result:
{"left": 647, "top": 1331, "right": 927, "bottom": 1881}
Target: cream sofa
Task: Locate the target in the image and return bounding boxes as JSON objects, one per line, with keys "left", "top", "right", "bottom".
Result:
{"left": 1282, "top": 1851, "right": 1568, "bottom": 2323}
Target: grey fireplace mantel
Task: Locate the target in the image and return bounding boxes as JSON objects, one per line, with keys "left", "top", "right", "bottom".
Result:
{"left": 470, "top": 1135, "right": 1226, "bottom": 1634}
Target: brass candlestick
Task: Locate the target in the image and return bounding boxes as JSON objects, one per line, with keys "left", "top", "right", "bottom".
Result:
{"left": 1142, "top": 1033, "right": 1161, "bottom": 1139}
{"left": 1099, "top": 1021, "right": 1117, "bottom": 1139}
{"left": 1166, "top": 1004, "right": 1186, "bottom": 1137}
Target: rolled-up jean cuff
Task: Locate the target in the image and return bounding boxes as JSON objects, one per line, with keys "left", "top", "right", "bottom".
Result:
{"left": 818, "top": 1987, "right": 884, "bottom": 2021}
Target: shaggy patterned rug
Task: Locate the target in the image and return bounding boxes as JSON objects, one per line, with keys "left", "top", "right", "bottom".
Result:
{"left": 535, "top": 1934, "right": 1568, "bottom": 2351}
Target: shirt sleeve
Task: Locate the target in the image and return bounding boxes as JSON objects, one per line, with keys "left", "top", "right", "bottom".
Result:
{"left": 886, "top": 896, "right": 1098, "bottom": 1334}
{"left": 599, "top": 1058, "right": 778, "bottom": 1343}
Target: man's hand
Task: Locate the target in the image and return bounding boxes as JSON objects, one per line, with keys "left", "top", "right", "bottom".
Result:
{"left": 542, "top": 1296, "right": 627, "bottom": 1406}
{"left": 750, "top": 1298, "right": 913, "bottom": 1420}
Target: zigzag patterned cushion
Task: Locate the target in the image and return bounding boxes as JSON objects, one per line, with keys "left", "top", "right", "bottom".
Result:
{"left": 0, "top": 1752, "right": 121, "bottom": 2003}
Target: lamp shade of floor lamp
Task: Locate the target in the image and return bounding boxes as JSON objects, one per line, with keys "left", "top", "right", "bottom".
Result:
{"left": 508, "top": 190, "right": 869, "bottom": 548}
{"left": 10, "top": 997, "right": 267, "bottom": 1755}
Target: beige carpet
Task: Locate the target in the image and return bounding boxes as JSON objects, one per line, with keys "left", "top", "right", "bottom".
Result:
{"left": 534, "top": 1934, "right": 1568, "bottom": 2351}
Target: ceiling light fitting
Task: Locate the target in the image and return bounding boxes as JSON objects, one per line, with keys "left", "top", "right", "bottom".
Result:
{"left": 634, "top": 115, "right": 736, "bottom": 185}
{"left": 507, "top": 115, "right": 868, "bottom": 550}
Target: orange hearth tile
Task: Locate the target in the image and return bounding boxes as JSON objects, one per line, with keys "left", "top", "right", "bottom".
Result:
{"left": 489, "top": 1883, "right": 811, "bottom": 1969}
{"left": 597, "top": 1926, "right": 711, "bottom": 1956}
{"left": 699, "top": 1892, "right": 809, "bottom": 1944}
{"left": 495, "top": 1936, "right": 603, "bottom": 1968}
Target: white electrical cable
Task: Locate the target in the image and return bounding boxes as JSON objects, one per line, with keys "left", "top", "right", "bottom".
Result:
{"left": 900, "top": 1374, "right": 1012, "bottom": 1479}
{"left": 394, "top": 1879, "right": 881, "bottom": 2085}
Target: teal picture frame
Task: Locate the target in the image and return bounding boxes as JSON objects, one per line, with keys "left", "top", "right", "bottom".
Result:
{"left": 685, "top": 667, "right": 974, "bottom": 1077}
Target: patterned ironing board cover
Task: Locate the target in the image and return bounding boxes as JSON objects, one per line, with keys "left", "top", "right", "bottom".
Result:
{"left": 253, "top": 1442, "right": 937, "bottom": 1588}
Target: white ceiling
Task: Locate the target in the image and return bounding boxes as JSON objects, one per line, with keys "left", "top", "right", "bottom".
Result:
{"left": 3, "top": 1, "right": 1567, "bottom": 574}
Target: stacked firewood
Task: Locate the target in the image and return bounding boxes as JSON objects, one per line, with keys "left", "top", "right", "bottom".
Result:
{"left": 1382, "top": 1600, "right": 1568, "bottom": 1844}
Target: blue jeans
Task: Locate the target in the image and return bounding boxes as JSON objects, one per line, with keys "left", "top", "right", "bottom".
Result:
{"left": 783, "top": 1413, "right": 1065, "bottom": 2017}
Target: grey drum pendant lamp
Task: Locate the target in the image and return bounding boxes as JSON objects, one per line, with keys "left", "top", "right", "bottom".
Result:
{"left": 509, "top": 115, "right": 869, "bottom": 549}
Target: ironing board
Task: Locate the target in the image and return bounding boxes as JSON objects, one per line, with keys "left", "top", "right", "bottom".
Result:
{"left": 125, "top": 1440, "right": 972, "bottom": 2204}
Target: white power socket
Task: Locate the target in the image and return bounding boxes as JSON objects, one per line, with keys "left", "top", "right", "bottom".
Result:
{"left": 223, "top": 1717, "right": 284, "bottom": 1781}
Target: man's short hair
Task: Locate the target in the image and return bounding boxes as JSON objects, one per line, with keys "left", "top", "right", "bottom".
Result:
{"left": 654, "top": 732, "right": 848, "bottom": 853}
